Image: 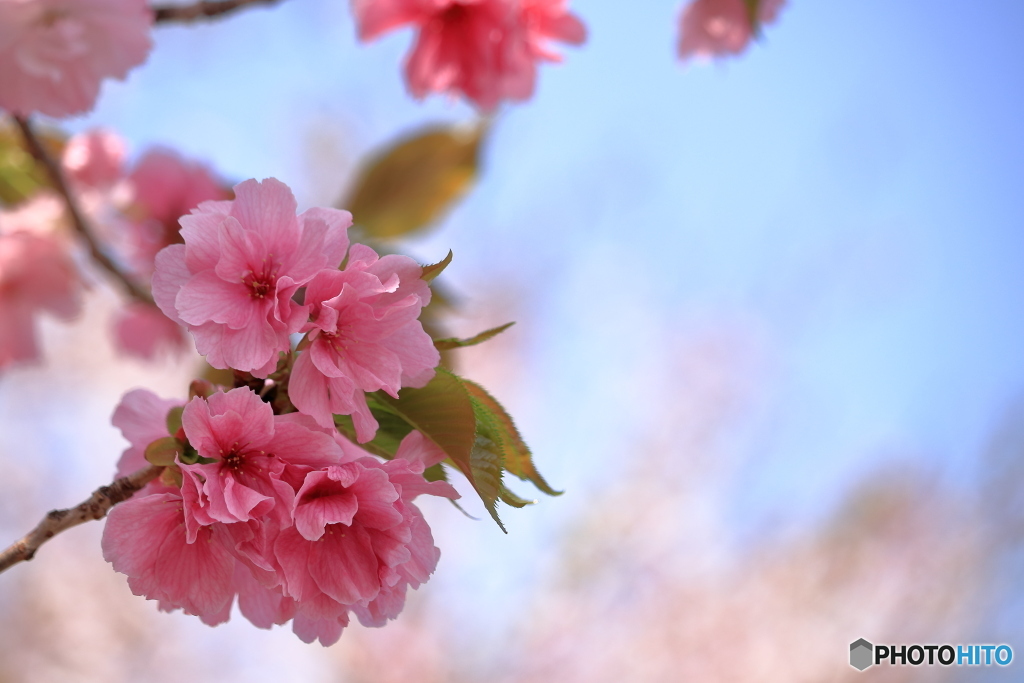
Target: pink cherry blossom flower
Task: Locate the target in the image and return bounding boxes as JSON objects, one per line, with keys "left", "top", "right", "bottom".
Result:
{"left": 111, "top": 301, "right": 188, "bottom": 361}
{"left": 521, "top": 0, "right": 586, "bottom": 62}
{"left": 178, "top": 387, "right": 345, "bottom": 538}
{"left": 289, "top": 243, "right": 439, "bottom": 440}
{"left": 352, "top": 0, "right": 586, "bottom": 111}
{"left": 103, "top": 493, "right": 239, "bottom": 625}
{"left": 127, "top": 148, "right": 229, "bottom": 277}
{"left": 274, "top": 430, "right": 458, "bottom": 645}
{"left": 152, "top": 178, "right": 352, "bottom": 376}
{"left": 61, "top": 129, "right": 126, "bottom": 189}
{"left": 0, "top": 191, "right": 65, "bottom": 237}
{"left": 677, "top": 0, "right": 785, "bottom": 61}
{"left": 103, "top": 381, "right": 454, "bottom": 643}
{"left": 0, "top": 229, "right": 81, "bottom": 370}
{"left": 0, "top": 0, "right": 154, "bottom": 118}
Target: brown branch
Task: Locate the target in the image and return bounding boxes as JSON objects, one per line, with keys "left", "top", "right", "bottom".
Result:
{"left": 153, "top": 0, "right": 283, "bottom": 24}
{"left": 0, "top": 465, "right": 163, "bottom": 575}
{"left": 12, "top": 116, "right": 154, "bottom": 305}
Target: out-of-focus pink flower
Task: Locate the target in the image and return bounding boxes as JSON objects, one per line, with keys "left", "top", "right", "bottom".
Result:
{"left": 677, "top": 0, "right": 785, "bottom": 61}
{"left": 127, "top": 148, "right": 229, "bottom": 276}
{"left": 0, "top": 0, "right": 154, "bottom": 118}
{"left": 62, "top": 129, "right": 126, "bottom": 190}
{"left": 112, "top": 302, "right": 188, "bottom": 361}
{"left": 151, "top": 178, "right": 352, "bottom": 376}
{"left": 522, "top": 0, "right": 586, "bottom": 62}
{"left": 290, "top": 243, "right": 439, "bottom": 441}
{"left": 352, "top": 0, "right": 586, "bottom": 111}
{"left": 0, "top": 191, "right": 65, "bottom": 237}
{"left": 0, "top": 229, "right": 80, "bottom": 370}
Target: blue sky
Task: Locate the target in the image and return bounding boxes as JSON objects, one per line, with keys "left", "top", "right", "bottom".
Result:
{"left": 37, "top": 0, "right": 1024, "bottom": 664}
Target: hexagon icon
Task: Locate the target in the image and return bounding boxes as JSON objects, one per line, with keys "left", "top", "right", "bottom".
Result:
{"left": 850, "top": 638, "right": 874, "bottom": 671}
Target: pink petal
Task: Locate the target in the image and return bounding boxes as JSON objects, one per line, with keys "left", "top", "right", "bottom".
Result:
{"left": 179, "top": 209, "right": 229, "bottom": 273}
{"left": 102, "top": 494, "right": 236, "bottom": 625}
{"left": 234, "top": 563, "right": 295, "bottom": 629}
{"left": 290, "top": 350, "right": 337, "bottom": 429}
{"left": 151, "top": 244, "right": 190, "bottom": 325}
{"left": 308, "top": 524, "right": 380, "bottom": 604}
{"left": 213, "top": 215, "right": 261, "bottom": 283}
{"left": 297, "top": 206, "right": 351, "bottom": 268}
{"left": 267, "top": 420, "right": 345, "bottom": 468}
{"left": 175, "top": 270, "right": 256, "bottom": 329}
{"left": 229, "top": 178, "right": 300, "bottom": 257}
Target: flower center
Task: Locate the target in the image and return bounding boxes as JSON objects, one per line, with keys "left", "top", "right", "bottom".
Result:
{"left": 222, "top": 450, "right": 246, "bottom": 470}
{"left": 243, "top": 258, "right": 280, "bottom": 299}
{"left": 440, "top": 4, "right": 466, "bottom": 22}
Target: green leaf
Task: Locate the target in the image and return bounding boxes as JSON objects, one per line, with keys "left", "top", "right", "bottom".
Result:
{"left": 333, "top": 398, "right": 414, "bottom": 460}
{"left": 420, "top": 250, "right": 453, "bottom": 283}
{"left": 145, "top": 437, "right": 184, "bottom": 467}
{"left": 165, "top": 406, "right": 184, "bottom": 437}
{"left": 467, "top": 398, "right": 508, "bottom": 531}
{"left": 423, "top": 462, "right": 448, "bottom": 483}
{"left": 434, "top": 322, "right": 514, "bottom": 351}
{"left": 462, "top": 379, "right": 562, "bottom": 496}
{"left": 160, "top": 465, "right": 183, "bottom": 488}
{"left": 374, "top": 368, "right": 513, "bottom": 530}
{"left": 331, "top": 369, "right": 548, "bottom": 531}
{"left": 179, "top": 443, "right": 202, "bottom": 465}
{"left": 344, "top": 122, "right": 486, "bottom": 239}
{"left": 498, "top": 484, "right": 536, "bottom": 508}
{"left": 374, "top": 368, "right": 476, "bottom": 466}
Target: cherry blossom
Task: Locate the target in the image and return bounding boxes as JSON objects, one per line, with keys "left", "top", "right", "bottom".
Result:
{"left": 111, "top": 301, "right": 189, "bottom": 361}
{"left": 103, "top": 493, "right": 239, "bottom": 625}
{"left": 678, "top": 0, "right": 785, "bottom": 61}
{"left": 177, "top": 386, "right": 343, "bottom": 536}
{"left": 522, "top": 0, "right": 586, "bottom": 62}
{"left": 0, "top": 229, "right": 81, "bottom": 370}
{"left": 352, "top": 0, "right": 586, "bottom": 111}
{"left": 274, "top": 430, "right": 458, "bottom": 645}
{"left": 289, "top": 243, "right": 439, "bottom": 440}
{"left": 152, "top": 178, "right": 352, "bottom": 376}
{"left": 61, "top": 129, "right": 126, "bottom": 190}
{"left": 102, "top": 385, "right": 458, "bottom": 645}
{"left": 126, "top": 148, "right": 229, "bottom": 277}
{"left": 0, "top": 0, "right": 154, "bottom": 118}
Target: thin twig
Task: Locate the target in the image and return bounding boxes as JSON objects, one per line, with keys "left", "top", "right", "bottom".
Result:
{"left": 0, "top": 465, "right": 163, "bottom": 575}
{"left": 153, "top": 0, "right": 283, "bottom": 24}
{"left": 13, "top": 116, "right": 154, "bottom": 305}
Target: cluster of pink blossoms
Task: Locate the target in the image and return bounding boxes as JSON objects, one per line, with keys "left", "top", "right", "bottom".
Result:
{"left": 0, "top": 0, "right": 153, "bottom": 117}
{"left": 153, "top": 177, "right": 440, "bottom": 439}
{"left": 353, "top": 0, "right": 587, "bottom": 111}
{"left": 0, "top": 129, "right": 228, "bottom": 368}
{"left": 677, "top": 0, "right": 786, "bottom": 61}
{"left": 103, "top": 387, "right": 458, "bottom": 645}
{"left": 101, "top": 176, "right": 453, "bottom": 642}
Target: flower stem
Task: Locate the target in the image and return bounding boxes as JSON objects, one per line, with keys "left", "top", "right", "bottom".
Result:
{"left": 0, "top": 465, "right": 163, "bottom": 575}
{"left": 13, "top": 116, "right": 154, "bottom": 305}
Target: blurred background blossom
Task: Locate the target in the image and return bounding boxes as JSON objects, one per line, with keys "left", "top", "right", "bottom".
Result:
{"left": 2, "top": 1, "right": 1024, "bottom": 681}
